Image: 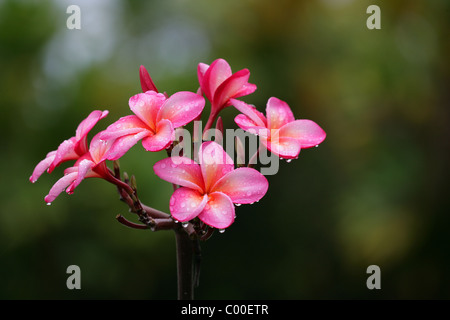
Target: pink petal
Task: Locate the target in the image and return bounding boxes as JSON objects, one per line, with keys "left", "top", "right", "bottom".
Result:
{"left": 263, "top": 135, "right": 302, "bottom": 159}
{"left": 234, "top": 114, "right": 270, "bottom": 138}
{"left": 233, "top": 82, "right": 258, "bottom": 100}
{"left": 88, "top": 133, "right": 113, "bottom": 164}
{"left": 156, "top": 91, "right": 205, "bottom": 128}
{"left": 213, "top": 69, "right": 255, "bottom": 109}
{"left": 99, "top": 115, "right": 149, "bottom": 140}
{"left": 211, "top": 167, "right": 268, "bottom": 204}
{"left": 75, "top": 110, "right": 109, "bottom": 143}
{"left": 201, "top": 59, "right": 232, "bottom": 102}
{"left": 231, "top": 99, "right": 266, "bottom": 127}
{"left": 66, "top": 159, "right": 95, "bottom": 194}
{"left": 139, "top": 65, "right": 158, "bottom": 93}
{"left": 129, "top": 91, "right": 166, "bottom": 131}
{"left": 153, "top": 157, "right": 204, "bottom": 193}
{"left": 44, "top": 171, "right": 78, "bottom": 204}
{"left": 279, "top": 120, "right": 326, "bottom": 148}
{"left": 198, "top": 141, "right": 234, "bottom": 192}
{"left": 198, "top": 192, "right": 235, "bottom": 229}
{"left": 169, "top": 187, "right": 208, "bottom": 222}
{"left": 103, "top": 130, "right": 150, "bottom": 161}
{"left": 197, "top": 62, "right": 210, "bottom": 93}
{"left": 30, "top": 151, "right": 56, "bottom": 183}
{"left": 48, "top": 138, "right": 78, "bottom": 173}
{"left": 266, "top": 97, "right": 295, "bottom": 130}
{"left": 141, "top": 119, "right": 174, "bottom": 152}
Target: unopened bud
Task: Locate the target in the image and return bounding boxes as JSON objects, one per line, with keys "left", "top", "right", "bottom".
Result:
{"left": 235, "top": 137, "right": 246, "bottom": 167}
{"left": 215, "top": 117, "right": 224, "bottom": 144}
{"left": 130, "top": 175, "right": 137, "bottom": 191}
{"left": 139, "top": 65, "right": 158, "bottom": 93}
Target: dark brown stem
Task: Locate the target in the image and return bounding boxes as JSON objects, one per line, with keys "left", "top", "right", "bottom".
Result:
{"left": 174, "top": 225, "right": 195, "bottom": 300}
{"left": 116, "top": 214, "right": 149, "bottom": 229}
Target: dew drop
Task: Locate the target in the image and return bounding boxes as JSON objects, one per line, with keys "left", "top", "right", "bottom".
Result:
{"left": 235, "top": 203, "right": 242, "bottom": 207}
{"left": 171, "top": 162, "right": 177, "bottom": 168}
{"left": 286, "top": 159, "right": 292, "bottom": 163}
{"left": 161, "top": 163, "right": 166, "bottom": 169}
{"left": 219, "top": 229, "right": 225, "bottom": 234}
{"left": 190, "top": 202, "right": 197, "bottom": 208}
{"left": 280, "top": 157, "right": 284, "bottom": 160}
{"left": 315, "top": 145, "right": 319, "bottom": 148}
{"left": 46, "top": 202, "right": 52, "bottom": 206}
{"left": 170, "top": 198, "right": 176, "bottom": 206}
{"left": 182, "top": 222, "right": 189, "bottom": 228}
{"left": 180, "top": 202, "right": 186, "bottom": 208}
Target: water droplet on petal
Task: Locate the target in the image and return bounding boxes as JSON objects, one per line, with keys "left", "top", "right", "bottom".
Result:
{"left": 190, "top": 202, "right": 197, "bottom": 208}
{"left": 182, "top": 222, "right": 189, "bottom": 228}
{"left": 161, "top": 163, "right": 166, "bottom": 169}
{"left": 46, "top": 202, "right": 52, "bottom": 206}
{"left": 235, "top": 203, "right": 242, "bottom": 207}
{"left": 171, "top": 162, "right": 177, "bottom": 168}
{"left": 280, "top": 157, "right": 284, "bottom": 160}
{"left": 315, "top": 145, "right": 319, "bottom": 148}
{"left": 181, "top": 202, "right": 186, "bottom": 208}
{"left": 170, "top": 198, "right": 176, "bottom": 206}
{"left": 286, "top": 159, "right": 292, "bottom": 163}
{"left": 219, "top": 229, "right": 225, "bottom": 234}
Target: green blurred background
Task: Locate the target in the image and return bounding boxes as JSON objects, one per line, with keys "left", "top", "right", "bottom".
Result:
{"left": 1, "top": 0, "right": 449, "bottom": 299}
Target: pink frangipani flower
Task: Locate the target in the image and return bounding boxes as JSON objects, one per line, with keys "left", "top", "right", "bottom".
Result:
{"left": 44, "top": 133, "right": 128, "bottom": 204}
{"left": 153, "top": 141, "right": 268, "bottom": 229}
{"left": 232, "top": 97, "right": 326, "bottom": 159}
{"left": 30, "top": 110, "right": 109, "bottom": 183}
{"left": 100, "top": 90, "right": 205, "bottom": 160}
{"left": 198, "top": 59, "right": 256, "bottom": 128}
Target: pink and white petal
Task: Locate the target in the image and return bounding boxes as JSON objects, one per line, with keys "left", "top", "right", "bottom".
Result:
{"left": 129, "top": 91, "right": 166, "bottom": 131}
{"left": 201, "top": 59, "right": 232, "bottom": 101}
{"left": 211, "top": 167, "right": 269, "bottom": 204}
{"left": 139, "top": 65, "right": 158, "bottom": 93}
{"left": 266, "top": 97, "right": 295, "bottom": 130}
{"left": 66, "top": 159, "right": 95, "bottom": 194}
{"left": 99, "top": 115, "right": 149, "bottom": 140}
{"left": 198, "top": 192, "right": 235, "bottom": 229}
{"left": 44, "top": 171, "right": 78, "bottom": 204}
{"left": 156, "top": 91, "right": 205, "bottom": 128}
{"left": 214, "top": 69, "right": 255, "bottom": 109}
{"left": 231, "top": 99, "right": 266, "bottom": 127}
{"left": 75, "top": 110, "right": 109, "bottom": 142}
{"left": 169, "top": 187, "right": 208, "bottom": 222}
{"left": 141, "top": 119, "right": 174, "bottom": 152}
{"left": 279, "top": 120, "right": 326, "bottom": 148}
{"left": 153, "top": 157, "right": 204, "bottom": 193}
{"left": 88, "top": 133, "right": 113, "bottom": 164}
{"left": 199, "top": 141, "right": 234, "bottom": 192}
{"left": 30, "top": 151, "right": 57, "bottom": 183}
{"left": 48, "top": 138, "right": 78, "bottom": 173}
{"left": 102, "top": 130, "right": 150, "bottom": 161}
{"left": 264, "top": 136, "right": 302, "bottom": 159}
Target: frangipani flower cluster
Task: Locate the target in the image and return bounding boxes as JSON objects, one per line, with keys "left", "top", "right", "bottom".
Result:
{"left": 30, "top": 58, "right": 326, "bottom": 231}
